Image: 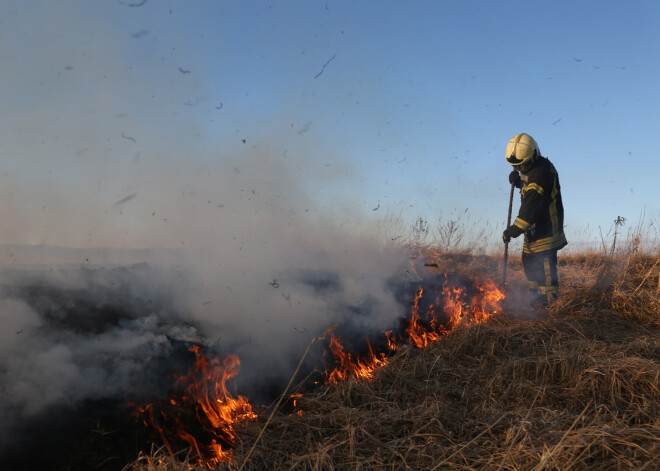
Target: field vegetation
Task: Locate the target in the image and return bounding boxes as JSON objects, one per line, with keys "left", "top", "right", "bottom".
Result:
{"left": 128, "top": 218, "right": 660, "bottom": 471}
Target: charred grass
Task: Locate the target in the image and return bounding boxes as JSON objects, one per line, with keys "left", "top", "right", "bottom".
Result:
{"left": 129, "top": 250, "right": 660, "bottom": 470}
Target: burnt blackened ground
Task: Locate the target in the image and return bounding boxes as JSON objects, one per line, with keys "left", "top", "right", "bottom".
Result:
{"left": 0, "top": 398, "right": 148, "bottom": 471}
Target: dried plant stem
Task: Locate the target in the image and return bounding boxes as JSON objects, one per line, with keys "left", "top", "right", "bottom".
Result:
{"left": 531, "top": 400, "right": 592, "bottom": 471}
{"left": 497, "top": 389, "right": 540, "bottom": 471}
{"left": 430, "top": 414, "right": 506, "bottom": 470}
{"left": 237, "top": 328, "right": 334, "bottom": 471}
{"left": 632, "top": 256, "right": 660, "bottom": 295}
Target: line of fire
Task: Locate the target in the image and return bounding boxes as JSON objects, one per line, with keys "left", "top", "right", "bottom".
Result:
{"left": 130, "top": 267, "right": 506, "bottom": 468}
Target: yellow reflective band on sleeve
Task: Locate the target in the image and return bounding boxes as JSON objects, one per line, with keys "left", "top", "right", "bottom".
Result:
{"left": 514, "top": 217, "right": 531, "bottom": 230}
{"left": 521, "top": 183, "right": 544, "bottom": 197}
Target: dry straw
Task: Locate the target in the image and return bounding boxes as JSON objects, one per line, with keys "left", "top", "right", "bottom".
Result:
{"left": 129, "top": 244, "right": 660, "bottom": 471}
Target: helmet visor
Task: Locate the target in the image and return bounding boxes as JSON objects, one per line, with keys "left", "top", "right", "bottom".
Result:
{"left": 506, "top": 153, "right": 524, "bottom": 166}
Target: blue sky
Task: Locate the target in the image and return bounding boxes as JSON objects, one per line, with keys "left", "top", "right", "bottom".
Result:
{"left": 1, "top": 0, "right": 658, "bottom": 250}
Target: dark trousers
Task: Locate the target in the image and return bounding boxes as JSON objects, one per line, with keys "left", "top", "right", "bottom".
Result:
{"left": 522, "top": 250, "right": 559, "bottom": 306}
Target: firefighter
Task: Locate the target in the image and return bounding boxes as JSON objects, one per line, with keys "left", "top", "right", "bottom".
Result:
{"left": 502, "top": 133, "right": 567, "bottom": 307}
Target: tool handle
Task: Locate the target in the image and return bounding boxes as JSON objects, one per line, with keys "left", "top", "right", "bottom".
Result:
{"left": 502, "top": 182, "right": 515, "bottom": 290}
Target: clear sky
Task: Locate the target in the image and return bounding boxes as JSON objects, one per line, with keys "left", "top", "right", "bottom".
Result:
{"left": 1, "top": 0, "right": 659, "bottom": 250}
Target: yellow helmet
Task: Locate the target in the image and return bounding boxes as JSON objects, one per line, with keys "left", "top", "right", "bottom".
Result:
{"left": 505, "top": 133, "right": 539, "bottom": 172}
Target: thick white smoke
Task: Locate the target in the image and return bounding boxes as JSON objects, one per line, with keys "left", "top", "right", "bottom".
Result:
{"left": 0, "top": 142, "right": 412, "bottom": 448}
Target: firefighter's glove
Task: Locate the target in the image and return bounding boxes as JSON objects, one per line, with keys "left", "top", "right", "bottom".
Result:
{"left": 502, "top": 225, "right": 523, "bottom": 244}
{"left": 509, "top": 170, "right": 521, "bottom": 188}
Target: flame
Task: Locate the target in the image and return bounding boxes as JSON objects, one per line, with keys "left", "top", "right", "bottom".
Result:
{"left": 472, "top": 277, "right": 506, "bottom": 322}
{"left": 443, "top": 284, "right": 467, "bottom": 330}
{"left": 287, "top": 393, "right": 306, "bottom": 416}
{"left": 406, "top": 287, "right": 443, "bottom": 348}
{"left": 134, "top": 270, "right": 505, "bottom": 466}
{"left": 324, "top": 273, "right": 505, "bottom": 383}
{"left": 325, "top": 333, "right": 388, "bottom": 383}
{"left": 384, "top": 330, "right": 399, "bottom": 351}
{"left": 443, "top": 277, "right": 505, "bottom": 329}
{"left": 135, "top": 345, "right": 256, "bottom": 467}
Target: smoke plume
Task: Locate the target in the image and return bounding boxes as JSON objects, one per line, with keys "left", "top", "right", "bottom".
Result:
{"left": 0, "top": 1, "right": 414, "bottom": 457}
{"left": 0, "top": 141, "right": 411, "bottom": 450}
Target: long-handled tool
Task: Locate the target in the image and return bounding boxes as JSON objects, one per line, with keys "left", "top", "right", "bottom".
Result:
{"left": 502, "top": 182, "right": 515, "bottom": 292}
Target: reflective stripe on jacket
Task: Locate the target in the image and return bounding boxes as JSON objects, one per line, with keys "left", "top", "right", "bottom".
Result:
{"left": 514, "top": 156, "right": 567, "bottom": 254}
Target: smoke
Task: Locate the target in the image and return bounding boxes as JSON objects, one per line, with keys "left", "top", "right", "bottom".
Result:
{"left": 0, "top": 1, "right": 415, "bottom": 455}
{"left": 0, "top": 138, "right": 412, "bottom": 450}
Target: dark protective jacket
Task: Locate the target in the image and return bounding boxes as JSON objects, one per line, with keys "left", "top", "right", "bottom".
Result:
{"left": 511, "top": 156, "right": 567, "bottom": 254}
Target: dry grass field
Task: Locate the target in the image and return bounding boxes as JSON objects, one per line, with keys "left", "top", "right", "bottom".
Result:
{"left": 127, "top": 246, "right": 660, "bottom": 471}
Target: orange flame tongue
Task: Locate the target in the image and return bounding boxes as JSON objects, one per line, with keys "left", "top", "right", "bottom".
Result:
{"left": 326, "top": 333, "right": 388, "bottom": 383}
{"left": 179, "top": 346, "right": 256, "bottom": 432}
{"left": 472, "top": 277, "right": 506, "bottom": 322}
{"left": 324, "top": 274, "right": 505, "bottom": 384}
{"left": 411, "top": 276, "right": 506, "bottom": 336}
{"left": 136, "top": 346, "right": 256, "bottom": 467}
{"left": 405, "top": 287, "right": 444, "bottom": 348}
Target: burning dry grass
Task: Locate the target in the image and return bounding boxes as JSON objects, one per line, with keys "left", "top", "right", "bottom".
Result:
{"left": 128, "top": 250, "right": 660, "bottom": 470}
